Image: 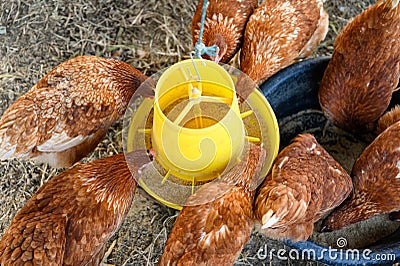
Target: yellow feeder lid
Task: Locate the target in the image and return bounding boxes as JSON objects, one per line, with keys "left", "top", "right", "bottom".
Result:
{"left": 152, "top": 59, "right": 245, "bottom": 182}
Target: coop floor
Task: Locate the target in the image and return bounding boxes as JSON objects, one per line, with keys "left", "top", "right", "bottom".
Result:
{"left": 0, "top": 0, "right": 384, "bottom": 265}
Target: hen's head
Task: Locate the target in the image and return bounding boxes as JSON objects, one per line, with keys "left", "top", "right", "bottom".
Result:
{"left": 194, "top": 14, "right": 241, "bottom": 63}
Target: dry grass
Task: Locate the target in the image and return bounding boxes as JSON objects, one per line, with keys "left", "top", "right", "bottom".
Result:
{"left": 0, "top": 0, "right": 378, "bottom": 265}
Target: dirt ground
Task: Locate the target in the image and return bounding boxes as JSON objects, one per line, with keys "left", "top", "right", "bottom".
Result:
{"left": 0, "top": 0, "right": 386, "bottom": 265}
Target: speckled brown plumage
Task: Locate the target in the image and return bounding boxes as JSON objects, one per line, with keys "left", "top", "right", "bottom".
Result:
{"left": 0, "top": 56, "right": 148, "bottom": 167}
{"left": 321, "top": 120, "right": 400, "bottom": 231}
{"left": 158, "top": 144, "right": 266, "bottom": 266}
{"left": 192, "top": 0, "right": 258, "bottom": 63}
{"left": 240, "top": 0, "right": 328, "bottom": 84}
{"left": 0, "top": 150, "right": 152, "bottom": 265}
{"left": 319, "top": 0, "right": 400, "bottom": 133}
{"left": 254, "top": 134, "right": 352, "bottom": 242}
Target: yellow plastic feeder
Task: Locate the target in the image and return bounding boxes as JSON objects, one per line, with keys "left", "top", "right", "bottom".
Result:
{"left": 124, "top": 59, "right": 280, "bottom": 210}
{"left": 152, "top": 59, "right": 245, "bottom": 182}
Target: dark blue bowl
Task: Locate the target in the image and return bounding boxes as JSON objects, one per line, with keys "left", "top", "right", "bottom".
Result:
{"left": 259, "top": 57, "right": 400, "bottom": 265}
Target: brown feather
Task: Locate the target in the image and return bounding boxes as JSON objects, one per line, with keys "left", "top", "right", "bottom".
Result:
{"left": 240, "top": 0, "right": 328, "bottom": 84}
{"left": 322, "top": 121, "right": 400, "bottom": 231}
{"left": 192, "top": 0, "right": 258, "bottom": 63}
{"left": 377, "top": 105, "right": 400, "bottom": 133}
{"left": 254, "top": 134, "right": 352, "bottom": 241}
{"left": 159, "top": 144, "right": 266, "bottom": 266}
{"left": 319, "top": 0, "right": 400, "bottom": 133}
{"left": 0, "top": 56, "right": 148, "bottom": 167}
{"left": 0, "top": 150, "right": 151, "bottom": 265}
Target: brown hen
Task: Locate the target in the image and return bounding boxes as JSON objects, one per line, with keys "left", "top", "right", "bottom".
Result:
{"left": 322, "top": 111, "right": 400, "bottom": 231}
{"left": 158, "top": 144, "right": 266, "bottom": 266}
{"left": 0, "top": 150, "right": 152, "bottom": 265}
{"left": 254, "top": 134, "right": 352, "bottom": 241}
{"left": 374, "top": 106, "right": 400, "bottom": 222}
{"left": 240, "top": 0, "right": 328, "bottom": 84}
{"left": 192, "top": 0, "right": 258, "bottom": 63}
{"left": 0, "top": 56, "right": 148, "bottom": 167}
{"left": 319, "top": 0, "right": 400, "bottom": 133}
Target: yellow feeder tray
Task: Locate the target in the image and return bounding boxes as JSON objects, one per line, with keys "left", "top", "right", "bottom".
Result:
{"left": 123, "top": 59, "right": 279, "bottom": 210}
